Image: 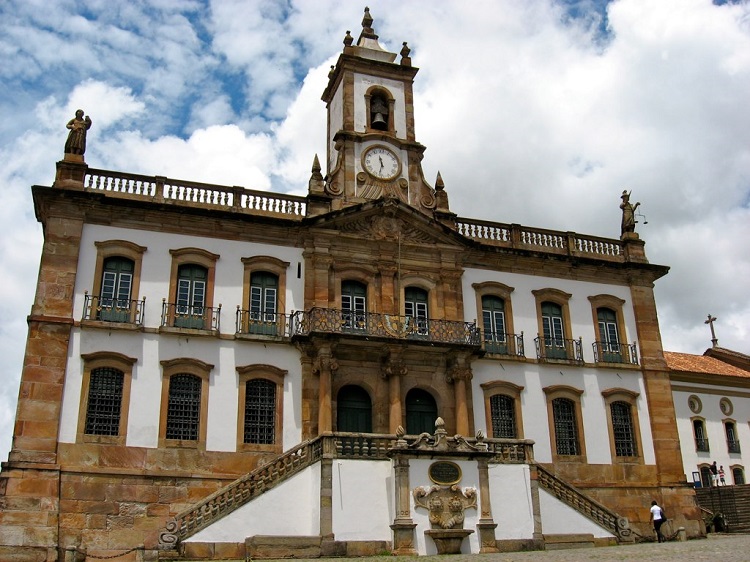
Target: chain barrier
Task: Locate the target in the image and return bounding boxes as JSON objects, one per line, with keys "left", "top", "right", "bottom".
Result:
{"left": 68, "top": 544, "right": 144, "bottom": 560}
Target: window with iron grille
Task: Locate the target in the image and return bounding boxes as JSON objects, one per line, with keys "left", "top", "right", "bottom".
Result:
{"left": 165, "top": 374, "right": 201, "bottom": 441}
{"left": 552, "top": 398, "right": 579, "bottom": 456}
{"left": 726, "top": 421, "right": 741, "bottom": 453}
{"left": 611, "top": 401, "right": 637, "bottom": 456}
{"left": 490, "top": 394, "right": 516, "bottom": 438}
{"left": 244, "top": 379, "right": 276, "bottom": 444}
{"left": 693, "top": 419, "right": 709, "bottom": 452}
{"left": 84, "top": 367, "right": 124, "bottom": 436}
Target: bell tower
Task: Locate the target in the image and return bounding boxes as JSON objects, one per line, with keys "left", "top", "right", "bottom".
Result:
{"left": 311, "top": 7, "right": 448, "bottom": 218}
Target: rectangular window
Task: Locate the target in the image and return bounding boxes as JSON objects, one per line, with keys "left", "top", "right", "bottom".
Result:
{"left": 552, "top": 398, "right": 579, "bottom": 456}
{"left": 244, "top": 379, "right": 276, "bottom": 444}
{"left": 84, "top": 367, "right": 124, "bottom": 436}
{"left": 611, "top": 402, "right": 637, "bottom": 457}
{"left": 166, "top": 374, "right": 202, "bottom": 441}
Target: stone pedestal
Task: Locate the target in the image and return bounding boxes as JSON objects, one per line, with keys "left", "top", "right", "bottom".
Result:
{"left": 390, "top": 522, "right": 417, "bottom": 555}
{"left": 424, "top": 529, "right": 474, "bottom": 554}
{"left": 476, "top": 521, "right": 499, "bottom": 553}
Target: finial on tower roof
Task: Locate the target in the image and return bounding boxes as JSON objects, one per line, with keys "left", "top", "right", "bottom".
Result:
{"left": 343, "top": 30, "right": 353, "bottom": 47}
{"left": 435, "top": 171, "right": 445, "bottom": 191}
{"left": 362, "top": 7, "right": 374, "bottom": 32}
{"left": 400, "top": 42, "right": 412, "bottom": 66}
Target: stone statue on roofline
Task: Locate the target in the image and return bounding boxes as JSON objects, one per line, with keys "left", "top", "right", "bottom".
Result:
{"left": 64, "top": 109, "right": 92, "bottom": 156}
{"left": 620, "top": 189, "right": 640, "bottom": 237}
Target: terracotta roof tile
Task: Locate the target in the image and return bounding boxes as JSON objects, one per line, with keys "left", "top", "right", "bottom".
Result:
{"left": 665, "top": 351, "right": 750, "bottom": 379}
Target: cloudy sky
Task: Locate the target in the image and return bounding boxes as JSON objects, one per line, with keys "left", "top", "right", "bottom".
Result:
{"left": 0, "top": 0, "right": 748, "bottom": 461}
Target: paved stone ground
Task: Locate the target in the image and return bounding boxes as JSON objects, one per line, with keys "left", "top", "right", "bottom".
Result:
{"left": 261, "top": 534, "right": 750, "bottom": 562}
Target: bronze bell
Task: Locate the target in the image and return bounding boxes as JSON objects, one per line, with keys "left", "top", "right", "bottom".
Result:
{"left": 371, "top": 112, "right": 387, "bottom": 129}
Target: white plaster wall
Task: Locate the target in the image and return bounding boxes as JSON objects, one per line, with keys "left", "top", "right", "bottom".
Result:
{"left": 59, "top": 330, "right": 303, "bottom": 452}
{"left": 486, "top": 464, "right": 535, "bottom": 539}
{"left": 673, "top": 385, "right": 750, "bottom": 485}
{"left": 462, "top": 268, "right": 638, "bottom": 364}
{"left": 328, "top": 84, "right": 344, "bottom": 172}
{"left": 74, "top": 224, "right": 306, "bottom": 330}
{"left": 409, "top": 459, "right": 480, "bottom": 555}
{"left": 186, "top": 464, "right": 321, "bottom": 543}
{"left": 353, "top": 73, "right": 406, "bottom": 137}
{"left": 539, "top": 488, "right": 615, "bottom": 537}
{"left": 331, "top": 460, "right": 393, "bottom": 541}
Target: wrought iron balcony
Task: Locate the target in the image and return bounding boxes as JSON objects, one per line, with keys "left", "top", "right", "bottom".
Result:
{"left": 592, "top": 341, "right": 639, "bottom": 365}
{"left": 483, "top": 332, "right": 525, "bottom": 357}
{"left": 534, "top": 336, "right": 583, "bottom": 362}
{"left": 235, "top": 308, "right": 293, "bottom": 337}
{"left": 695, "top": 437, "right": 710, "bottom": 452}
{"left": 82, "top": 292, "right": 145, "bottom": 325}
{"left": 161, "top": 300, "right": 221, "bottom": 332}
{"left": 728, "top": 439, "right": 741, "bottom": 454}
{"left": 291, "top": 308, "right": 481, "bottom": 346}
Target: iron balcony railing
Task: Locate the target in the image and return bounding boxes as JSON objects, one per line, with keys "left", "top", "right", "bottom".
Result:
{"left": 235, "top": 308, "right": 293, "bottom": 337}
{"left": 695, "top": 437, "right": 710, "bottom": 452}
{"left": 483, "top": 332, "right": 525, "bottom": 357}
{"left": 592, "top": 341, "right": 639, "bottom": 365}
{"left": 728, "top": 440, "right": 741, "bottom": 454}
{"left": 535, "top": 336, "right": 584, "bottom": 362}
{"left": 161, "top": 300, "right": 221, "bottom": 332}
{"left": 82, "top": 292, "right": 145, "bottom": 325}
{"left": 291, "top": 308, "right": 481, "bottom": 346}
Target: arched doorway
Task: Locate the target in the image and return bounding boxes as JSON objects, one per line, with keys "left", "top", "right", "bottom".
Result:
{"left": 405, "top": 388, "right": 438, "bottom": 435}
{"left": 336, "top": 385, "right": 372, "bottom": 433}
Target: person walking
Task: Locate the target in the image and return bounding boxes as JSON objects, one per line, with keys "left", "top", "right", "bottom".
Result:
{"left": 650, "top": 500, "right": 666, "bottom": 542}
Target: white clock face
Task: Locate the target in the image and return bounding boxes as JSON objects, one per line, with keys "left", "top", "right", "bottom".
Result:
{"left": 363, "top": 146, "right": 400, "bottom": 180}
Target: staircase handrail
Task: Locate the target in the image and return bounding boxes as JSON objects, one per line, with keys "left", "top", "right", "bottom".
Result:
{"left": 158, "top": 436, "right": 324, "bottom": 550}
{"left": 536, "top": 464, "right": 633, "bottom": 542}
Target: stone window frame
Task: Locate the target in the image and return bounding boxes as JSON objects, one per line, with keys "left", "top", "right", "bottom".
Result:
{"left": 165, "top": 248, "right": 220, "bottom": 329}
{"left": 77, "top": 351, "right": 136, "bottom": 445}
{"left": 720, "top": 397, "right": 734, "bottom": 416}
{"left": 724, "top": 418, "right": 740, "bottom": 453}
{"left": 730, "top": 464, "right": 745, "bottom": 485}
{"left": 691, "top": 416, "right": 709, "bottom": 452}
{"left": 364, "top": 85, "right": 396, "bottom": 133}
{"left": 688, "top": 394, "right": 703, "bottom": 414}
{"left": 241, "top": 255, "right": 290, "bottom": 316}
{"left": 588, "top": 294, "right": 629, "bottom": 359}
{"left": 88, "top": 240, "right": 147, "bottom": 324}
{"left": 332, "top": 263, "right": 379, "bottom": 312}
{"left": 601, "top": 388, "right": 643, "bottom": 464}
{"left": 236, "top": 364, "right": 287, "bottom": 453}
{"left": 399, "top": 274, "right": 438, "bottom": 318}
{"left": 472, "top": 282, "right": 516, "bottom": 352}
{"left": 480, "top": 380, "right": 524, "bottom": 439}
{"left": 532, "top": 288, "right": 574, "bottom": 358}
{"left": 543, "top": 384, "right": 587, "bottom": 463}
{"left": 158, "top": 358, "right": 213, "bottom": 449}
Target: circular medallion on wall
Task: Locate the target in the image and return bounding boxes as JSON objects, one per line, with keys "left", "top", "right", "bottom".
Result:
{"left": 688, "top": 395, "right": 702, "bottom": 414}
{"left": 428, "top": 461, "right": 462, "bottom": 486}
{"left": 720, "top": 397, "right": 733, "bottom": 416}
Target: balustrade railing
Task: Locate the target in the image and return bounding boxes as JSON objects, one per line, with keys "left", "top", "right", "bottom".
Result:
{"left": 535, "top": 336, "right": 584, "bottom": 362}
{"left": 82, "top": 292, "right": 145, "bottom": 325}
{"left": 728, "top": 440, "right": 741, "bottom": 454}
{"left": 484, "top": 438, "right": 534, "bottom": 463}
{"left": 235, "top": 308, "right": 293, "bottom": 337}
{"left": 84, "top": 168, "right": 306, "bottom": 219}
{"left": 536, "top": 464, "right": 631, "bottom": 541}
{"left": 695, "top": 437, "right": 710, "bottom": 452}
{"left": 483, "top": 332, "right": 525, "bottom": 357}
{"left": 161, "top": 300, "right": 221, "bottom": 332}
{"left": 456, "top": 219, "right": 623, "bottom": 261}
{"left": 592, "top": 341, "right": 639, "bottom": 365}
{"left": 291, "top": 308, "right": 481, "bottom": 346}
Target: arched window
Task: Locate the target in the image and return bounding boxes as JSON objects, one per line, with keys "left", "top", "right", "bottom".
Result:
{"left": 99, "top": 257, "right": 134, "bottom": 322}
{"left": 693, "top": 418, "right": 709, "bottom": 452}
{"left": 732, "top": 466, "right": 745, "bottom": 485}
{"left": 342, "top": 281, "right": 367, "bottom": 331}
{"left": 84, "top": 367, "right": 125, "bottom": 436}
{"left": 725, "top": 421, "right": 740, "bottom": 453}
{"left": 249, "top": 271, "right": 278, "bottom": 335}
{"left": 165, "top": 373, "right": 202, "bottom": 441}
{"left": 175, "top": 264, "right": 208, "bottom": 329}
{"left": 489, "top": 394, "right": 516, "bottom": 438}
{"left": 405, "top": 388, "right": 437, "bottom": 435}
{"left": 337, "top": 385, "right": 372, "bottom": 433}
{"left": 482, "top": 295, "right": 507, "bottom": 354}
{"left": 700, "top": 465, "right": 712, "bottom": 487}
{"left": 244, "top": 379, "right": 276, "bottom": 444}
{"left": 405, "top": 286, "right": 429, "bottom": 336}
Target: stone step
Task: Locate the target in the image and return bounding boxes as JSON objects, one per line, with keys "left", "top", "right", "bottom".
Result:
{"left": 543, "top": 533, "right": 596, "bottom": 550}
